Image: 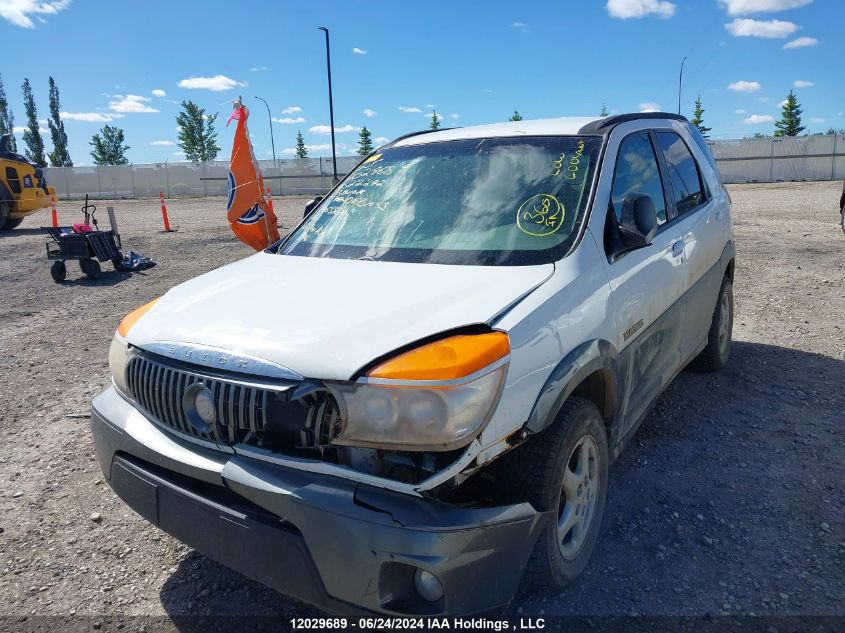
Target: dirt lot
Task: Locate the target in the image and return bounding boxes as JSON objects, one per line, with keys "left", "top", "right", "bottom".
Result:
{"left": 0, "top": 183, "right": 843, "bottom": 626}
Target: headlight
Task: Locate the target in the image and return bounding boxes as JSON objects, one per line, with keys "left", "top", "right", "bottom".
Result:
{"left": 109, "top": 333, "right": 131, "bottom": 396}
{"left": 328, "top": 332, "right": 509, "bottom": 451}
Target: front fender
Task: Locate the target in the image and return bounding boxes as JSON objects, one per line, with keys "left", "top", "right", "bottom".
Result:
{"left": 523, "top": 339, "right": 619, "bottom": 436}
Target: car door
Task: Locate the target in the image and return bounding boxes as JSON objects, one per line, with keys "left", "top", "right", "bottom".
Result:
{"left": 654, "top": 128, "right": 726, "bottom": 362}
{"left": 598, "top": 128, "right": 689, "bottom": 438}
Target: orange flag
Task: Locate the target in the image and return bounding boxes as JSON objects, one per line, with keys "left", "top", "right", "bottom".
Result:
{"left": 226, "top": 101, "right": 280, "bottom": 250}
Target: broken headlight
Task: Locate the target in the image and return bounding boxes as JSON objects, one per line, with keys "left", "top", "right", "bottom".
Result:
{"left": 328, "top": 332, "right": 509, "bottom": 451}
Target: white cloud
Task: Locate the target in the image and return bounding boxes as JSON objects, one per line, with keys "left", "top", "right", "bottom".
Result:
{"left": 177, "top": 75, "right": 246, "bottom": 91}
{"left": 109, "top": 94, "right": 159, "bottom": 113}
{"left": 448, "top": 113, "right": 460, "bottom": 120}
{"left": 151, "top": 140, "right": 175, "bottom": 146}
{"left": 281, "top": 143, "right": 335, "bottom": 155}
{"left": 151, "top": 88, "right": 166, "bottom": 98}
{"left": 717, "top": 0, "right": 811, "bottom": 15}
{"left": 272, "top": 116, "right": 306, "bottom": 124}
{"left": 639, "top": 102, "right": 662, "bottom": 112}
{"left": 792, "top": 80, "right": 814, "bottom": 88}
{"left": 511, "top": 21, "right": 528, "bottom": 30}
{"left": 281, "top": 106, "right": 302, "bottom": 114}
{"left": 734, "top": 108, "right": 747, "bottom": 114}
{"left": 309, "top": 124, "right": 358, "bottom": 134}
{"left": 398, "top": 106, "right": 422, "bottom": 113}
{"left": 363, "top": 108, "right": 377, "bottom": 118}
{"left": 352, "top": 47, "right": 367, "bottom": 55}
{"left": 425, "top": 104, "right": 435, "bottom": 109}
{"left": 249, "top": 66, "right": 268, "bottom": 72}
{"left": 60, "top": 111, "right": 124, "bottom": 122}
{"left": 373, "top": 136, "right": 390, "bottom": 145}
{"left": 725, "top": 18, "right": 798, "bottom": 37}
{"left": 0, "top": 0, "right": 70, "bottom": 28}
{"left": 743, "top": 114, "right": 775, "bottom": 124}
{"left": 606, "top": 0, "right": 675, "bottom": 19}
{"left": 728, "top": 80, "right": 762, "bottom": 93}
{"left": 809, "top": 117, "right": 825, "bottom": 124}
{"left": 778, "top": 99, "right": 788, "bottom": 107}
{"left": 783, "top": 36, "right": 818, "bottom": 48}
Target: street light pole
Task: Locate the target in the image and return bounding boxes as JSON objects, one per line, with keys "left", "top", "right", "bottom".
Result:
{"left": 678, "top": 56, "right": 687, "bottom": 115}
{"left": 318, "top": 26, "right": 339, "bottom": 185}
{"left": 254, "top": 96, "right": 276, "bottom": 168}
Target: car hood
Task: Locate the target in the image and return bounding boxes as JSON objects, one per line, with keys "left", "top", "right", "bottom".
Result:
{"left": 126, "top": 252, "right": 554, "bottom": 381}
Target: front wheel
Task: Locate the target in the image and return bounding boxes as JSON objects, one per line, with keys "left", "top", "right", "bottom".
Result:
{"left": 0, "top": 202, "right": 14, "bottom": 230}
{"left": 50, "top": 261, "right": 67, "bottom": 283}
{"left": 508, "top": 397, "right": 609, "bottom": 590}
{"left": 80, "top": 258, "right": 102, "bottom": 280}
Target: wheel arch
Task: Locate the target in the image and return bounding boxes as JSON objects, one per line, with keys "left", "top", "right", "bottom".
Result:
{"left": 721, "top": 239, "right": 736, "bottom": 282}
{"left": 523, "top": 339, "right": 620, "bottom": 443}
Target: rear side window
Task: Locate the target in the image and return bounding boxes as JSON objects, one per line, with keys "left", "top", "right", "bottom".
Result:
{"left": 656, "top": 132, "right": 704, "bottom": 215}
{"left": 686, "top": 123, "right": 721, "bottom": 183}
{"left": 610, "top": 132, "right": 668, "bottom": 224}
{"left": 5, "top": 166, "right": 21, "bottom": 194}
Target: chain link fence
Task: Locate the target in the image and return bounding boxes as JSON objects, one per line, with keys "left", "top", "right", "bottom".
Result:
{"left": 43, "top": 134, "right": 845, "bottom": 199}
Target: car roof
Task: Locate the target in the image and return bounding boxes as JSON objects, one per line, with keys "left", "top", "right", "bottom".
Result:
{"left": 389, "top": 112, "right": 690, "bottom": 148}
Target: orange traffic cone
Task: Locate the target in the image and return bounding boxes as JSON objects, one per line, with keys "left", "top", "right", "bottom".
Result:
{"left": 159, "top": 192, "right": 174, "bottom": 232}
{"left": 50, "top": 194, "right": 59, "bottom": 228}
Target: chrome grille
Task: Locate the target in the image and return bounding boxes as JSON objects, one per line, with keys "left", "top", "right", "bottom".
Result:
{"left": 126, "top": 352, "right": 290, "bottom": 444}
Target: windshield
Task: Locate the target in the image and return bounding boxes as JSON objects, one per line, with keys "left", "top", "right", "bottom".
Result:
{"left": 279, "top": 135, "right": 602, "bottom": 265}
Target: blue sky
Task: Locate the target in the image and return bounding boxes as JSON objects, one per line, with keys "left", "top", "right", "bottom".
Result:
{"left": 2, "top": 0, "right": 841, "bottom": 164}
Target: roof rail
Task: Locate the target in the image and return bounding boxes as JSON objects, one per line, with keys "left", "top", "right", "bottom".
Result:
{"left": 579, "top": 112, "right": 689, "bottom": 135}
{"left": 382, "top": 127, "right": 457, "bottom": 148}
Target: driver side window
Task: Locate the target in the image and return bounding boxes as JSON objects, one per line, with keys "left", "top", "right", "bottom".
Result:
{"left": 610, "top": 133, "right": 668, "bottom": 224}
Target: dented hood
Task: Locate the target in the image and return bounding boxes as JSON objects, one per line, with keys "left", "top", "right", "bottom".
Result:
{"left": 126, "top": 252, "right": 553, "bottom": 380}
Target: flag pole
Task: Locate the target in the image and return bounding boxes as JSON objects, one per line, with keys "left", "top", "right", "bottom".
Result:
{"left": 318, "top": 26, "right": 339, "bottom": 186}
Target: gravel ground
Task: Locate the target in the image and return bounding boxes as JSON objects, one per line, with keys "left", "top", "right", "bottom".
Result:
{"left": 0, "top": 183, "right": 843, "bottom": 627}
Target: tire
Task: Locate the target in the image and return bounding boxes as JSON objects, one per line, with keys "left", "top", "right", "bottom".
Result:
{"left": 0, "top": 202, "right": 13, "bottom": 230}
{"left": 50, "top": 261, "right": 67, "bottom": 283}
{"left": 692, "top": 276, "right": 733, "bottom": 372}
{"left": 840, "top": 207, "right": 844, "bottom": 235}
{"left": 80, "top": 258, "right": 102, "bottom": 280}
{"left": 502, "top": 397, "right": 609, "bottom": 590}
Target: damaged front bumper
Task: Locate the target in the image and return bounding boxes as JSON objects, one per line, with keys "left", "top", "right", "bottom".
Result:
{"left": 91, "top": 385, "right": 547, "bottom": 615}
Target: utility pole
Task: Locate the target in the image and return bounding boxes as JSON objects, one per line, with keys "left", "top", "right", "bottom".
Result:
{"left": 318, "top": 26, "right": 339, "bottom": 185}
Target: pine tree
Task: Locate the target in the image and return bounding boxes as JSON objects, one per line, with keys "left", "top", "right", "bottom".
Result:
{"left": 357, "top": 126, "right": 374, "bottom": 156}
{"left": 509, "top": 110, "right": 524, "bottom": 121}
{"left": 774, "top": 90, "right": 806, "bottom": 137}
{"left": 90, "top": 125, "right": 130, "bottom": 165}
{"left": 176, "top": 100, "right": 220, "bottom": 162}
{"left": 47, "top": 77, "right": 72, "bottom": 166}
{"left": 0, "top": 73, "right": 16, "bottom": 152}
{"left": 690, "top": 95, "right": 712, "bottom": 138}
{"left": 295, "top": 130, "right": 307, "bottom": 158}
{"left": 430, "top": 109, "right": 440, "bottom": 130}
{"left": 599, "top": 103, "right": 609, "bottom": 117}
{"left": 21, "top": 78, "right": 46, "bottom": 166}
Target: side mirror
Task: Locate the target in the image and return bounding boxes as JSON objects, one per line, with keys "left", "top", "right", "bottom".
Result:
{"left": 303, "top": 195, "right": 324, "bottom": 218}
{"left": 617, "top": 193, "right": 658, "bottom": 250}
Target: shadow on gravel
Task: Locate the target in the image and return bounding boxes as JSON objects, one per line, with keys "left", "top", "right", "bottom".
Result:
{"left": 159, "top": 341, "right": 844, "bottom": 620}
{"left": 0, "top": 228, "right": 47, "bottom": 238}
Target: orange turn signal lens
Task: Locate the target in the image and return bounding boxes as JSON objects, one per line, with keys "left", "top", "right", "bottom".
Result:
{"left": 367, "top": 332, "right": 510, "bottom": 381}
{"left": 117, "top": 298, "right": 160, "bottom": 338}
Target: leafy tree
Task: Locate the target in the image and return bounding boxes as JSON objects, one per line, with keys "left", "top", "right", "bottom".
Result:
{"left": 599, "top": 103, "right": 609, "bottom": 117}
{"left": 357, "top": 125, "right": 374, "bottom": 156}
{"left": 90, "top": 125, "right": 130, "bottom": 165}
{"left": 176, "top": 100, "right": 220, "bottom": 162}
{"left": 774, "top": 90, "right": 805, "bottom": 137}
{"left": 430, "top": 109, "right": 440, "bottom": 130}
{"left": 21, "top": 78, "right": 46, "bottom": 166}
{"left": 295, "top": 130, "right": 307, "bottom": 158}
{"left": 0, "top": 73, "right": 16, "bottom": 152}
{"left": 47, "top": 76, "right": 72, "bottom": 166}
{"left": 509, "top": 110, "right": 524, "bottom": 121}
{"left": 690, "top": 95, "right": 712, "bottom": 138}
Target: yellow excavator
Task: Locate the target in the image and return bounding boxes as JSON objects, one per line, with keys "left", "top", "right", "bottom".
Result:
{"left": 0, "top": 133, "right": 55, "bottom": 230}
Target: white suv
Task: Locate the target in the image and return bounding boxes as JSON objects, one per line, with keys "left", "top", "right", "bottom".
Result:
{"left": 92, "top": 112, "right": 734, "bottom": 615}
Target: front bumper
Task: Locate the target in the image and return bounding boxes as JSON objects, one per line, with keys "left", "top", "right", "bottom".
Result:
{"left": 91, "top": 385, "right": 546, "bottom": 615}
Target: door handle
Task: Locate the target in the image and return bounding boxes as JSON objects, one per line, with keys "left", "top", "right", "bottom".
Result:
{"left": 671, "top": 239, "right": 685, "bottom": 258}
